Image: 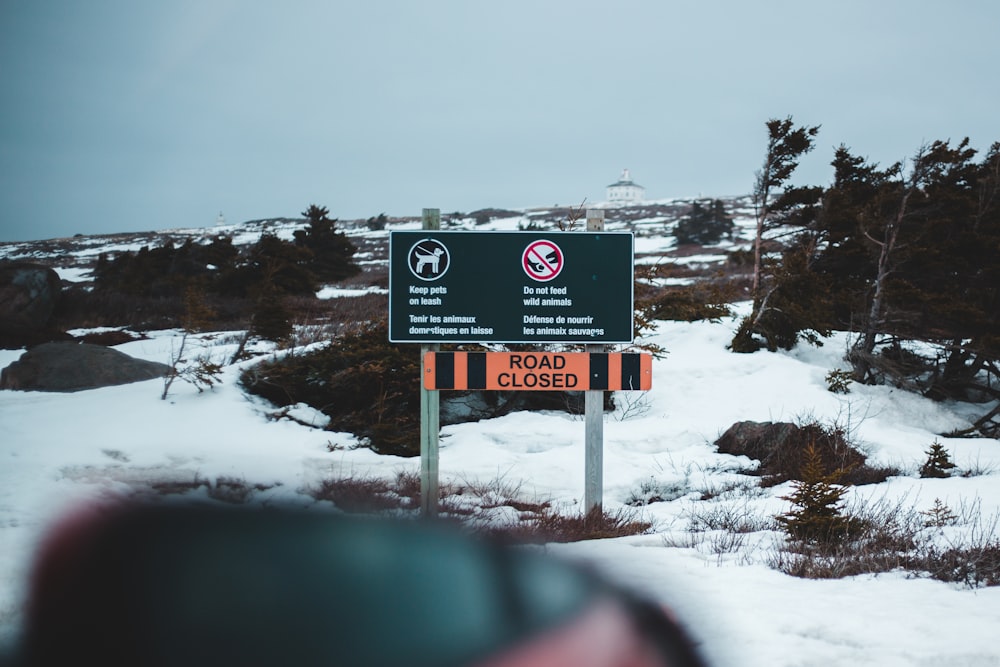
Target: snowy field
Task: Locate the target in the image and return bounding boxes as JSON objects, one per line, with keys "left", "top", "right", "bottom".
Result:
{"left": 2, "top": 302, "right": 999, "bottom": 666}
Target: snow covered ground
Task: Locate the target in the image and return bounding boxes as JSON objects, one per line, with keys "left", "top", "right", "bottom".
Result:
{"left": 2, "top": 304, "right": 999, "bottom": 666}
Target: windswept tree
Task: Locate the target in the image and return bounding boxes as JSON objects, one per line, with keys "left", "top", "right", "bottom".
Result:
{"left": 835, "top": 140, "right": 993, "bottom": 385}
{"left": 749, "top": 118, "right": 821, "bottom": 299}
{"left": 810, "top": 139, "right": 1000, "bottom": 434}
{"left": 723, "top": 118, "right": 999, "bottom": 433}
{"left": 731, "top": 117, "right": 822, "bottom": 352}
{"left": 846, "top": 144, "right": 936, "bottom": 381}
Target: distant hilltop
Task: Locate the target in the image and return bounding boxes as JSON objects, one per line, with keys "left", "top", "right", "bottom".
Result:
{"left": 0, "top": 195, "right": 754, "bottom": 250}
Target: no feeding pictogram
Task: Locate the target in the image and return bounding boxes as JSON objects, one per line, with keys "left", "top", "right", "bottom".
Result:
{"left": 408, "top": 239, "right": 450, "bottom": 280}
{"left": 522, "top": 239, "right": 563, "bottom": 282}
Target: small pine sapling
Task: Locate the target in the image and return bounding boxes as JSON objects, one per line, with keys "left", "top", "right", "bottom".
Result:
{"left": 161, "top": 288, "right": 224, "bottom": 400}
{"left": 825, "top": 369, "right": 852, "bottom": 394}
{"left": 776, "top": 442, "right": 855, "bottom": 544}
{"left": 919, "top": 440, "right": 957, "bottom": 479}
{"left": 920, "top": 498, "right": 958, "bottom": 528}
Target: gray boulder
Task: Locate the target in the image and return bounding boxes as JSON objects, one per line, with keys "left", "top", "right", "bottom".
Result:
{"left": 714, "top": 420, "right": 803, "bottom": 462}
{"left": 0, "top": 342, "right": 171, "bottom": 392}
{"left": 714, "top": 420, "right": 869, "bottom": 485}
{"left": 0, "top": 261, "right": 62, "bottom": 337}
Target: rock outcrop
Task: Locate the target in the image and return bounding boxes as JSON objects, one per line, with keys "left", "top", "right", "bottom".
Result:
{"left": 714, "top": 420, "right": 870, "bottom": 485}
{"left": 0, "top": 261, "right": 62, "bottom": 342}
{"left": 0, "top": 342, "right": 171, "bottom": 392}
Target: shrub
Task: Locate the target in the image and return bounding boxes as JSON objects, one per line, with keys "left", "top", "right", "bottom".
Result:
{"left": 160, "top": 335, "right": 224, "bottom": 400}
{"left": 161, "top": 291, "right": 225, "bottom": 399}
{"left": 208, "top": 476, "right": 279, "bottom": 504}
{"left": 684, "top": 501, "right": 775, "bottom": 534}
{"left": 486, "top": 506, "right": 653, "bottom": 544}
{"left": 309, "top": 475, "right": 408, "bottom": 513}
{"left": 249, "top": 292, "right": 294, "bottom": 343}
{"left": 771, "top": 494, "right": 924, "bottom": 580}
{"left": 626, "top": 478, "right": 691, "bottom": 506}
{"left": 640, "top": 284, "right": 733, "bottom": 322}
{"left": 302, "top": 472, "right": 651, "bottom": 545}
{"left": 76, "top": 329, "right": 144, "bottom": 346}
{"left": 915, "top": 543, "right": 1000, "bottom": 588}
{"left": 241, "top": 319, "right": 422, "bottom": 456}
{"left": 139, "top": 474, "right": 277, "bottom": 503}
{"left": 54, "top": 286, "right": 185, "bottom": 331}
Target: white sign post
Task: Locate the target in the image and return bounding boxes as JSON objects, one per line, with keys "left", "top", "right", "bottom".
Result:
{"left": 584, "top": 209, "right": 605, "bottom": 514}
{"left": 419, "top": 208, "right": 441, "bottom": 517}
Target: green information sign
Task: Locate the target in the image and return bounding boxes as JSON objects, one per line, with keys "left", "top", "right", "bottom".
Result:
{"left": 388, "top": 231, "right": 634, "bottom": 343}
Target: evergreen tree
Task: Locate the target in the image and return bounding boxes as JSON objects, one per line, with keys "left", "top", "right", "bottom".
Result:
{"left": 721, "top": 125, "right": 999, "bottom": 433}
{"left": 776, "top": 442, "right": 854, "bottom": 544}
{"left": 731, "top": 117, "right": 821, "bottom": 352}
{"left": 250, "top": 290, "right": 294, "bottom": 343}
{"left": 749, "top": 117, "right": 820, "bottom": 298}
{"left": 807, "top": 146, "right": 893, "bottom": 329}
{"left": 294, "top": 204, "right": 361, "bottom": 283}
{"left": 921, "top": 498, "right": 958, "bottom": 527}
{"left": 221, "top": 233, "right": 318, "bottom": 298}
{"left": 200, "top": 235, "right": 239, "bottom": 279}
{"left": 674, "top": 199, "right": 734, "bottom": 245}
{"left": 750, "top": 234, "right": 834, "bottom": 350}
{"left": 366, "top": 213, "right": 388, "bottom": 231}
{"left": 93, "top": 237, "right": 239, "bottom": 299}
{"left": 818, "top": 139, "right": 1000, "bottom": 408}
{"left": 919, "top": 441, "right": 957, "bottom": 479}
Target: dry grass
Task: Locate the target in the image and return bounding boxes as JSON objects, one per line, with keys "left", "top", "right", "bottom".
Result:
{"left": 683, "top": 500, "right": 776, "bottom": 534}
{"left": 486, "top": 506, "right": 653, "bottom": 544}
{"left": 308, "top": 472, "right": 422, "bottom": 513}
{"left": 770, "top": 495, "right": 922, "bottom": 579}
{"left": 766, "top": 494, "right": 1000, "bottom": 588}
{"left": 140, "top": 474, "right": 280, "bottom": 504}
{"left": 301, "top": 471, "right": 651, "bottom": 544}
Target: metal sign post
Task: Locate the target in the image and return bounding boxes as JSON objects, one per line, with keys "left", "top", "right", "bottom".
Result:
{"left": 419, "top": 208, "right": 441, "bottom": 517}
{"left": 584, "top": 209, "right": 605, "bottom": 514}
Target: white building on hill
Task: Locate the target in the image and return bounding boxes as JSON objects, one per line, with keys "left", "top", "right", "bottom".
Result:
{"left": 606, "top": 169, "right": 645, "bottom": 203}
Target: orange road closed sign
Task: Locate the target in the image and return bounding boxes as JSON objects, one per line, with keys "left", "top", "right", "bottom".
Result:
{"left": 423, "top": 352, "right": 652, "bottom": 391}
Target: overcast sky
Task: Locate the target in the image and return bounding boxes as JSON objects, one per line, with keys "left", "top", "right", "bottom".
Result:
{"left": 1, "top": 1, "right": 997, "bottom": 242}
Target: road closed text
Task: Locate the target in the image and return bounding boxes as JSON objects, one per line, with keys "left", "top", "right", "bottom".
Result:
{"left": 498, "top": 354, "right": 580, "bottom": 388}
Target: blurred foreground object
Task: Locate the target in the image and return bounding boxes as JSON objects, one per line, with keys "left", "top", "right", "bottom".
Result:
{"left": 9, "top": 504, "right": 707, "bottom": 667}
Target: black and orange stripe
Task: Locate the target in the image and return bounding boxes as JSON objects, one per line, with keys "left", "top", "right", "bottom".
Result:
{"left": 423, "top": 352, "right": 652, "bottom": 391}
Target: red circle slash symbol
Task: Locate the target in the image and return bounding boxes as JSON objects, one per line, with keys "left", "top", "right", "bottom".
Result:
{"left": 522, "top": 240, "right": 564, "bottom": 282}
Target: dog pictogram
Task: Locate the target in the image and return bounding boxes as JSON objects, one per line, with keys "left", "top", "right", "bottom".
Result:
{"left": 408, "top": 239, "right": 450, "bottom": 280}
{"left": 416, "top": 247, "right": 443, "bottom": 273}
